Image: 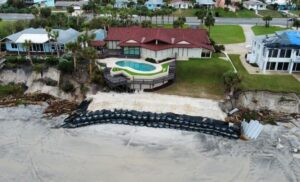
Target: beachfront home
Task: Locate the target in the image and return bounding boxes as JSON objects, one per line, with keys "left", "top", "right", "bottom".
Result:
{"left": 195, "top": 0, "right": 215, "bottom": 8}
{"left": 247, "top": 30, "right": 300, "bottom": 73}
{"left": 24, "top": 0, "right": 55, "bottom": 7}
{"left": 2, "top": 28, "right": 80, "bottom": 54}
{"left": 55, "top": 1, "right": 88, "bottom": 12}
{"left": 243, "top": 0, "right": 266, "bottom": 10}
{"left": 169, "top": 0, "right": 193, "bottom": 9}
{"left": 90, "top": 29, "right": 107, "bottom": 51}
{"left": 145, "top": 0, "right": 164, "bottom": 10}
{"left": 114, "top": 0, "right": 137, "bottom": 8}
{"left": 105, "top": 26, "right": 213, "bottom": 61}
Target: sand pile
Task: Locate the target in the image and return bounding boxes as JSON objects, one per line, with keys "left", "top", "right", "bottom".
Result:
{"left": 87, "top": 92, "right": 227, "bottom": 120}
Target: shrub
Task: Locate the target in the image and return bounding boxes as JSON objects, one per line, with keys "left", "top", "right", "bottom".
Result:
{"left": 32, "top": 57, "right": 44, "bottom": 64}
{"left": 45, "top": 57, "right": 59, "bottom": 66}
{"left": 91, "top": 69, "right": 104, "bottom": 85}
{"left": 61, "top": 80, "right": 75, "bottom": 93}
{"left": 58, "top": 58, "right": 73, "bottom": 73}
{"left": 214, "top": 44, "right": 225, "bottom": 53}
{"left": 0, "top": 83, "right": 26, "bottom": 98}
{"left": 5, "top": 56, "right": 26, "bottom": 64}
{"left": 215, "top": 12, "right": 220, "bottom": 17}
{"left": 33, "top": 63, "right": 47, "bottom": 73}
{"left": 38, "top": 77, "right": 58, "bottom": 86}
{"left": 145, "top": 58, "right": 156, "bottom": 63}
{"left": 224, "top": 7, "right": 229, "bottom": 11}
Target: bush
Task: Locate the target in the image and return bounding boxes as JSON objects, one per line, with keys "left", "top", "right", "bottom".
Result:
{"left": 145, "top": 58, "right": 156, "bottom": 63}
{"left": 32, "top": 58, "right": 44, "bottom": 64}
{"left": 215, "top": 12, "right": 220, "bottom": 17}
{"left": 91, "top": 69, "right": 104, "bottom": 85}
{"left": 58, "top": 58, "right": 73, "bottom": 73}
{"left": 33, "top": 63, "right": 47, "bottom": 73}
{"left": 38, "top": 77, "right": 58, "bottom": 86}
{"left": 45, "top": 57, "right": 59, "bottom": 66}
{"left": 0, "top": 83, "right": 26, "bottom": 98}
{"left": 61, "top": 81, "right": 75, "bottom": 93}
{"left": 224, "top": 7, "right": 229, "bottom": 12}
{"left": 214, "top": 44, "right": 225, "bottom": 53}
{"left": 5, "top": 56, "right": 26, "bottom": 64}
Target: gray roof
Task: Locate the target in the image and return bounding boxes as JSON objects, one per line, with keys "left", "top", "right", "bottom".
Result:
{"left": 243, "top": 0, "right": 265, "bottom": 6}
{"left": 196, "top": 0, "right": 214, "bottom": 5}
{"left": 55, "top": 0, "right": 88, "bottom": 7}
{"left": 5, "top": 28, "right": 80, "bottom": 44}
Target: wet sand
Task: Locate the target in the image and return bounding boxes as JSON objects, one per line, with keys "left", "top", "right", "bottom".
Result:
{"left": 0, "top": 105, "right": 299, "bottom": 182}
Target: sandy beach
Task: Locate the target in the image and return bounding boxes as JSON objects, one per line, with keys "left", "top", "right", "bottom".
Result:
{"left": 0, "top": 102, "right": 299, "bottom": 182}
{"left": 87, "top": 92, "right": 227, "bottom": 120}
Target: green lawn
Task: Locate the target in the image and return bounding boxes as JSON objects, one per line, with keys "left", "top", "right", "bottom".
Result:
{"left": 172, "top": 8, "right": 258, "bottom": 18}
{"left": 157, "top": 57, "right": 233, "bottom": 99}
{"left": 210, "top": 25, "right": 245, "bottom": 44}
{"left": 258, "top": 10, "right": 286, "bottom": 18}
{"left": 230, "top": 54, "right": 300, "bottom": 94}
{"left": 288, "top": 10, "right": 300, "bottom": 17}
{"left": 214, "top": 8, "right": 258, "bottom": 18}
{"left": 251, "top": 25, "right": 289, "bottom": 35}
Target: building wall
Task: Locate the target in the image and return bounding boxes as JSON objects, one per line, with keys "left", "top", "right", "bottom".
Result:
{"left": 5, "top": 42, "right": 62, "bottom": 53}
{"left": 107, "top": 41, "right": 121, "bottom": 49}
{"left": 141, "top": 47, "right": 207, "bottom": 61}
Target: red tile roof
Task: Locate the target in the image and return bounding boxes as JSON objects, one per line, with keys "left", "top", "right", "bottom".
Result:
{"left": 106, "top": 26, "right": 213, "bottom": 51}
{"left": 90, "top": 40, "right": 106, "bottom": 47}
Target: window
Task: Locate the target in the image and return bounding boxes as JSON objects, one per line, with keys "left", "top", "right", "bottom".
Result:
{"left": 201, "top": 51, "right": 210, "bottom": 58}
{"left": 266, "top": 62, "right": 276, "bottom": 70}
{"left": 11, "top": 43, "right": 17, "bottom": 49}
{"left": 285, "top": 49, "right": 291, "bottom": 58}
{"left": 279, "top": 49, "right": 286, "bottom": 58}
{"left": 51, "top": 45, "right": 56, "bottom": 50}
{"left": 123, "top": 47, "right": 140, "bottom": 56}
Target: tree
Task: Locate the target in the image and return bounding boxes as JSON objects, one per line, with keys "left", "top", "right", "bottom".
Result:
{"left": 293, "top": 19, "right": 300, "bottom": 30}
{"left": 67, "top": 6, "right": 75, "bottom": 25}
{"left": 51, "top": 30, "right": 60, "bottom": 58}
{"left": 141, "top": 20, "right": 152, "bottom": 27}
{"left": 195, "top": 9, "right": 206, "bottom": 24}
{"left": 225, "top": 0, "right": 231, "bottom": 7}
{"left": 40, "top": 8, "right": 52, "bottom": 18}
{"left": 81, "top": 47, "right": 97, "bottom": 80}
{"left": 66, "top": 41, "right": 81, "bottom": 71}
{"left": 205, "top": 13, "right": 215, "bottom": 36}
{"left": 223, "top": 71, "right": 241, "bottom": 95}
{"left": 262, "top": 16, "right": 272, "bottom": 27}
{"left": 23, "top": 40, "right": 33, "bottom": 65}
{"left": 173, "top": 16, "right": 186, "bottom": 28}
{"left": 31, "top": 7, "right": 39, "bottom": 18}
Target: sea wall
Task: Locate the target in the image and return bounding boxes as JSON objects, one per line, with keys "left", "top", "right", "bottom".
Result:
{"left": 221, "top": 91, "right": 300, "bottom": 114}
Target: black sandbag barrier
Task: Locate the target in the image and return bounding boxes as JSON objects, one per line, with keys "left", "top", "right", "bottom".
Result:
{"left": 61, "top": 109, "right": 241, "bottom": 139}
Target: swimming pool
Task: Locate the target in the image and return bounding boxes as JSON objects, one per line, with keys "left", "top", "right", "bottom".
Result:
{"left": 116, "top": 60, "right": 156, "bottom": 72}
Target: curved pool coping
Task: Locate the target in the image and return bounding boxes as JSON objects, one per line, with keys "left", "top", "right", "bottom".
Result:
{"left": 113, "top": 59, "right": 163, "bottom": 74}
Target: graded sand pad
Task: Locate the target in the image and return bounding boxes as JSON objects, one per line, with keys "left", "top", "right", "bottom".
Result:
{"left": 0, "top": 105, "right": 299, "bottom": 182}
{"left": 87, "top": 92, "right": 227, "bottom": 120}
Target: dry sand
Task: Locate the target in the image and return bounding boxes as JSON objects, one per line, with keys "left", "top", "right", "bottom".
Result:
{"left": 0, "top": 104, "right": 299, "bottom": 182}
{"left": 87, "top": 92, "right": 227, "bottom": 120}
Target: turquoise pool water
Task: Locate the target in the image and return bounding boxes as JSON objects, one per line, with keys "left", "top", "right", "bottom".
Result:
{"left": 116, "top": 60, "right": 156, "bottom": 72}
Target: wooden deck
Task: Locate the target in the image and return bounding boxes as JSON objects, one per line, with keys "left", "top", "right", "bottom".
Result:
{"left": 104, "top": 61, "right": 176, "bottom": 90}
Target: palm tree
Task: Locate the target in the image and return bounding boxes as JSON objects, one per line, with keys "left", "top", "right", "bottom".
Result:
{"left": 262, "top": 16, "right": 272, "bottom": 27}
{"left": 81, "top": 47, "right": 97, "bottom": 80}
{"left": 205, "top": 13, "right": 215, "bottom": 36}
{"left": 293, "top": 19, "right": 300, "bottom": 30}
{"left": 51, "top": 30, "right": 60, "bottom": 58}
{"left": 66, "top": 41, "right": 81, "bottom": 71}
{"left": 195, "top": 9, "right": 206, "bottom": 25}
{"left": 23, "top": 40, "right": 33, "bottom": 65}
{"left": 67, "top": 6, "right": 75, "bottom": 25}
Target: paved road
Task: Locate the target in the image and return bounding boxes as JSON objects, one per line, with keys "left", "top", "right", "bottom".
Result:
{"left": 0, "top": 13, "right": 291, "bottom": 26}
{"left": 0, "top": 13, "right": 34, "bottom": 21}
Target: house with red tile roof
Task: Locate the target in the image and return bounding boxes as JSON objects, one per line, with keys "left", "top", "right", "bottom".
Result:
{"left": 105, "top": 26, "right": 213, "bottom": 61}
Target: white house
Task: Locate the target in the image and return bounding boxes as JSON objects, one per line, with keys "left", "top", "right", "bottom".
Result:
{"left": 243, "top": 0, "right": 267, "bottom": 10}
{"left": 247, "top": 30, "right": 300, "bottom": 73}
{"left": 105, "top": 26, "right": 213, "bottom": 61}
{"left": 169, "top": 0, "right": 193, "bottom": 9}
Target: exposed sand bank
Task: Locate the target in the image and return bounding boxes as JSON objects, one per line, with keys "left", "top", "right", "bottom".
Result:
{"left": 0, "top": 105, "right": 299, "bottom": 182}
{"left": 87, "top": 92, "right": 227, "bottom": 120}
